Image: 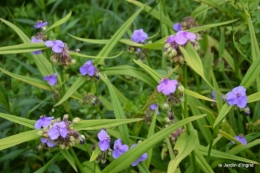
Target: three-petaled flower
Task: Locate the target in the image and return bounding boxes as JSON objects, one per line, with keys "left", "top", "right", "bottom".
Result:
{"left": 98, "top": 129, "right": 110, "bottom": 151}
{"left": 35, "top": 116, "right": 54, "bottom": 129}
{"left": 112, "top": 138, "right": 129, "bottom": 159}
{"left": 157, "top": 78, "right": 178, "bottom": 95}
{"left": 225, "top": 86, "right": 248, "bottom": 108}
{"left": 174, "top": 31, "right": 196, "bottom": 45}
{"left": 44, "top": 73, "right": 57, "bottom": 86}
{"left": 48, "top": 121, "right": 68, "bottom": 140}
{"left": 131, "top": 29, "right": 148, "bottom": 43}
{"left": 34, "top": 21, "right": 48, "bottom": 29}
{"left": 130, "top": 144, "right": 148, "bottom": 166}
{"left": 79, "top": 60, "right": 96, "bottom": 76}
{"left": 45, "top": 40, "right": 64, "bottom": 53}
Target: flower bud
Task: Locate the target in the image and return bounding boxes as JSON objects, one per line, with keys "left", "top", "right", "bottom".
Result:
{"left": 167, "top": 47, "right": 173, "bottom": 53}
{"left": 164, "top": 43, "right": 171, "bottom": 48}
{"left": 163, "top": 51, "right": 168, "bottom": 58}
{"left": 178, "top": 85, "right": 185, "bottom": 92}
{"left": 60, "top": 144, "right": 65, "bottom": 149}
{"left": 63, "top": 114, "right": 69, "bottom": 120}
{"left": 171, "top": 49, "right": 177, "bottom": 56}
{"left": 163, "top": 103, "right": 169, "bottom": 110}
{"left": 72, "top": 117, "right": 81, "bottom": 123}
{"left": 37, "top": 130, "right": 44, "bottom": 136}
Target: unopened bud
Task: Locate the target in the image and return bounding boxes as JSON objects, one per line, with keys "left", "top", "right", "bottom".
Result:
{"left": 37, "top": 131, "right": 44, "bottom": 136}
{"left": 178, "top": 85, "right": 184, "bottom": 92}
{"left": 60, "top": 144, "right": 65, "bottom": 149}
{"left": 163, "top": 103, "right": 169, "bottom": 110}
{"left": 63, "top": 114, "right": 69, "bottom": 119}
{"left": 164, "top": 43, "right": 171, "bottom": 48}
{"left": 72, "top": 117, "right": 81, "bottom": 123}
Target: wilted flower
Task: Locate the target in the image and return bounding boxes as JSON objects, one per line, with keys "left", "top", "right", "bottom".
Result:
{"left": 44, "top": 73, "right": 57, "bottom": 86}
{"left": 150, "top": 103, "right": 160, "bottom": 115}
{"left": 45, "top": 40, "right": 64, "bottom": 53}
{"left": 173, "top": 23, "right": 182, "bottom": 32}
{"left": 48, "top": 121, "right": 68, "bottom": 140}
{"left": 225, "top": 86, "right": 247, "bottom": 108}
{"left": 157, "top": 78, "right": 178, "bottom": 95}
{"left": 98, "top": 129, "right": 110, "bottom": 151}
{"left": 112, "top": 139, "right": 129, "bottom": 159}
{"left": 40, "top": 138, "right": 57, "bottom": 147}
{"left": 80, "top": 60, "right": 96, "bottom": 77}
{"left": 174, "top": 31, "right": 196, "bottom": 45}
{"left": 130, "top": 144, "right": 148, "bottom": 166}
{"left": 231, "top": 135, "right": 247, "bottom": 145}
{"left": 34, "top": 21, "right": 48, "bottom": 29}
{"left": 131, "top": 29, "right": 148, "bottom": 43}
{"left": 35, "top": 116, "right": 54, "bottom": 129}
{"left": 31, "top": 37, "right": 43, "bottom": 54}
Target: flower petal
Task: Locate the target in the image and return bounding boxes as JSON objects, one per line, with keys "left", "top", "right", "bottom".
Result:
{"left": 48, "top": 127, "right": 60, "bottom": 140}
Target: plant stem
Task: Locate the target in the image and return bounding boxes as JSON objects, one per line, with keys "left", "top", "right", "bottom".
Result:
{"left": 69, "top": 147, "right": 86, "bottom": 173}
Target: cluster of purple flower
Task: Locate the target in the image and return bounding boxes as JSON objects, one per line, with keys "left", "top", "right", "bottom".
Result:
{"left": 35, "top": 115, "right": 84, "bottom": 150}
{"left": 129, "top": 29, "right": 148, "bottom": 61}
{"left": 79, "top": 60, "right": 99, "bottom": 78}
{"left": 212, "top": 86, "right": 250, "bottom": 115}
{"left": 163, "top": 30, "right": 199, "bottom": 63}
{"left": 96, "top": 129, "right": 148, "bottom": 167}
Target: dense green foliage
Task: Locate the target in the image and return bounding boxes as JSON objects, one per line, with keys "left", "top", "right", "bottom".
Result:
{"left": 0, "top": 0, "right": 260, "bottom": 173}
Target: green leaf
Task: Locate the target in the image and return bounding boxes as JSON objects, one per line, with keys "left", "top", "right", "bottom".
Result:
{"left": 101, "top": 114, "right": 206, "bottom": 173}
{"left": 184, "top": 89, "right": 215, "bottom": 102}
{"left": 102, "top": 65, "right": 157, "bottom": 87}
{"left": 189, "top": 19, "right": 239, "bottom": 33}
{"left": 34, "top": 153, "right": 60, "bottom": 173}
{"left": 194, "top": 148, "right": 214, "bottom": 173}
{"left": 0, "top": 112, "right": 35, "bottom": 129}
{"left": 180, "top": 43, "right": 214, "bottom": 89}
{"left": 133, "top": 59, "right": 162, "bottom": 82}
{"left": 95, "top": 7, "right": 143, "bottom": 64}
{"left": 167, "top": 133, "right": 197, "bottom": 173}
{"left": 101, "top": 75, "right": 130, "bottom": 144}
{"left": 72, "top": 118, "right": 143, "bottom": 131}
{"left": 213, "top": 104, "right": 232, "bottom": 128}
{"left": 45, "top": 12, "right": 72, "bottom": 34}
{"left": 54, "top": 76, "right": 85, "bottom": 106}
{"left": 89, "top": 147, "right": 101, "bottom": 162}
{"left": 199, "top": 145, "right": 258, "bottom": 164}
{"left": 247, "top": 92, "right": 260, "bottom": 103}
{"left": 82, "top": 161, "right": 101, "bottom": 173}
{"left": 69, "top": 51, "right": 123, "bottom": 59}
{"left": 240, "top": 59, "right": 260, "bottom": 88}
{"left": 0, "top": 130, "right": 39, "bottom": 151}
{"left": 60, "top": 150, "right": 78, "bottom": 172}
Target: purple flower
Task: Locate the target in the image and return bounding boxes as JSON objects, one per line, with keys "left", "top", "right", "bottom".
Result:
{"left": 35, "top": 116, "right": 54, "bottom": 129}
{"left": 212, "top": 91, "right": 216, "bottom": 100}
{"left": 166, "top": 35, "right": 175, "bottom": 44}
{"left": 45, "top": 40, "right": 64, "bottom": 53}
{"left": 131, "top": 29, "right": 148, "bottom": 43}
{"left": 34, "top": 21, "right": 48, "bottom": 29}
{"left": 44, "top": 73, "right": 57, "bottom": 86}
{"left": 40, "top": 138, "right": 57, "bottom": 147}
{"left": 79, "top": 60, "right": 96, "bottom": 76}
{"left": 48, "top": 121, "right": 68, "bottom": 140}
{"left": 225, "top": 86, "right": 247, "bottom": 108}
{"left": 175, "top": 31, "right": 196, "bottom": 45}
{"left": 130, "top": 144, "right": 148, "bottom": 166}
{"left": 98, "top": 129, "right": 110, "bottom": 151}
{"left": 173, "top": 23, "right": 182, "bottom": 32}
{"left": 150, "top": 103, "right": 160, "bottom": 115}
{"left": 231, "top": 135, "right": 247, "bottom": 145}
{"left": 157, "top": 78, "right": 178, "bottom": 95}
{"left": 112, "top": 138, "right": 129, "bottom": 159}
{"left": 31, "top": 37, "right": 43, "bottom": 54}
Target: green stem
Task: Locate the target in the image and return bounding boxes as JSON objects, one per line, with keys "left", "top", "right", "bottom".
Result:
{"left": 183, "top": 64, "right": 190, "bottom": 134}
{"left": 69, "top": 148, "right": 86, "bottom": 173}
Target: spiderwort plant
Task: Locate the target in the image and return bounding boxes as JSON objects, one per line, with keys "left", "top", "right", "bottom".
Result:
{"left": 34, "top": 20, "right": 48, "bottom": 29}
{"left": 31, "top": 37, "right": 43, "bottom": 54}
{"left": 43, "top": 73, "right": 58, "bottom": 86}
{"left": 225, "top": 86, "right": 248, "bottom": 108}
{"left": 130, "top": 144, "right": 148, "bottom": 166}
{"left": 35, "top": 115, "right": 85, "bottom": 150}
{"left": 112, "top": 138, "right": 129, "bottom": 159}
{"left": 231, "top": 135, "right": 247, "bottom": 145}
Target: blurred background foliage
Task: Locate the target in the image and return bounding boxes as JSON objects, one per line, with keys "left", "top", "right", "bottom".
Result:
{"left": 0, "top": 0, "right": 260, "bottom": 172}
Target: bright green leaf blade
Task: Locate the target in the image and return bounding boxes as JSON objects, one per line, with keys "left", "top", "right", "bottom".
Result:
{"left": 102, "top": 65, "right": 157, "bottom": 87}
{"left": 240, "top": 59, "right": 260, "bottom": 87}
{"left": 69, "top": 51, "right": 123, "bottom": 59}
{"left": 101, "top": 114, "right": 206, "bottom": 173}
{"left": 167, "top": 132, "right": 196, "bottom": 173}
{"left": 133, "top": 59, "right": 162, "bottom": 82}
{"left": 194, "top": 148, "right": 214, "bottom": 173}
{"left": 213, "top": 104, "right": 232, "bottom": 128}
{"left": 45, "top": 12, "right": 72, "bottom": 34}
{"left": 54, "top": 76, "right": 85, "bottom": 106}
{"left": 0, "top": 130, "right": 39, "bottom": 151}
{"left": 34, "top": 153, "right": 60, "bottom": 173}
{"left": 89, "top": 147, "right": 101, "bottom": 162}
{"left": 247, "top": 92, "right": 260, "bottom": 103}
{"left": 95, "top": 7, "right": 143, "bottom": 64}
{"left": 101, "top": 75, "right": 130, "bottom": 144}
{"left": 72, "top": 118, "right": 143, "bottom": 131}
{"left": 60, "top": 150, "right": 78, "bottom": 172}
{"left": 199, "top": 145, "right": 258, "bottom": 164}
{"left": 185, "top": 89, "right": 215, "bottom": 102}
{"left": 0, "top": 112, "right": 35, "bottom": 129}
